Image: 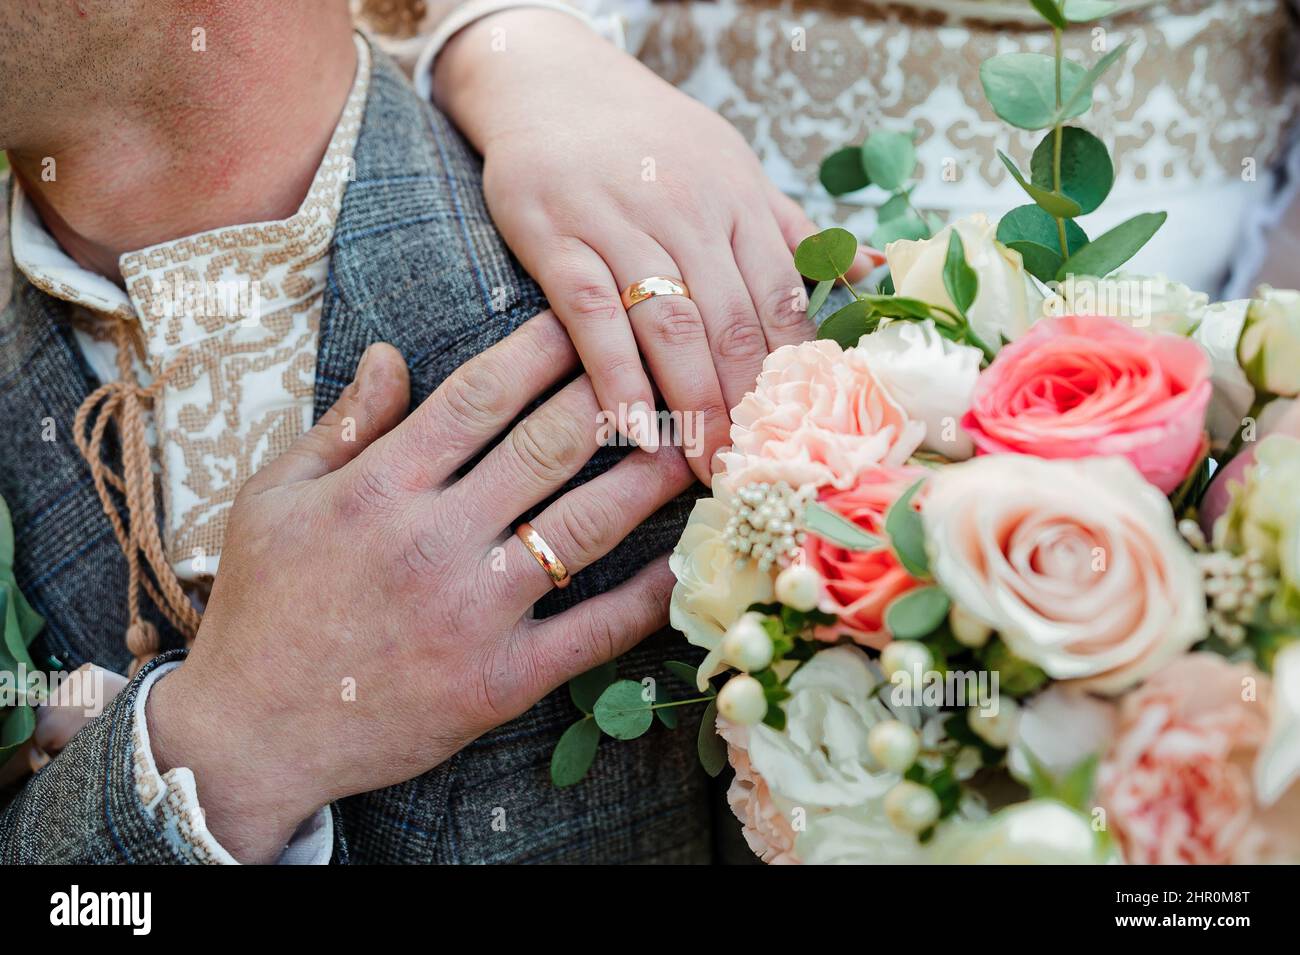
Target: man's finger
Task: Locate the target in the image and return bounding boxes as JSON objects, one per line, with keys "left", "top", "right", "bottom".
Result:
{"left": 523, "top": 557, "right": 676, "bottom": 692}
{"left": 367, "top": 310, "right": 578, "bottom": 490}
{"left": 497, "top": 444, "right": 693, "bottom": 611}
{"left": 766, "top": 184, "right": 883, "bottom": 281}
{"left": 244, "top": 342, "right": 409, "bottom": 492}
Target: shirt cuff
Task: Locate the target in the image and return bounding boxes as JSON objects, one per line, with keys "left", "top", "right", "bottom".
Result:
{"left": 131, "top": 662, "right": 333, "bottom": 865}
{"left": 411, "top": 0, "right": 626, "bottom": 101}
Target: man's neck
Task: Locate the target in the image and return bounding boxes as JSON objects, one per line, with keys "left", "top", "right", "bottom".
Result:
{"left": 8, "top": 16, "right": 357, "bottom": 283}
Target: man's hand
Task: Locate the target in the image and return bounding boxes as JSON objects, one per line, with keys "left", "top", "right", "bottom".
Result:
{"left": 433, "top": 9, "right": 878, "bottom": 483}
{"left": 147, "top": 312, "right": 693, "bottom": 863}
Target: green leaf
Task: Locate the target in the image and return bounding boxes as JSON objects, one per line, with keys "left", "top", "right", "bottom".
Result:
{"left": 665, "top": 660, "right": 704, "bottom": 691}
{"left": 1063, "top": 0, "right": 1118, "bottom": 21}
{"left": 654, "top": 680, "right": 678, "bottom": 729}
{"left": 0, "top": 496, "right": 15, "bottom": 572}
{"left": 1056, "top": 211, "right": 1167, "bottom": 280}
{"left": 861, "top": 131, "right": 916, "bottom": 192}
{"left": 871, "top": 214, "right": 929, "bottom": 248}
{"left": 1030, "top": 127, "right": 1113, "bottom": 216}
{"left": 697, "top": 698, "right": 726, "bottom": 777}
{"left": 1028, "top": 0, "right": 1068, "bottom": 29}
{"left": 819, "top": 145, "right": 871, "bottom": 196}
{"left": 885, "top": 586, "right": 951, "bottom": 640}
{"left": 1059, "top": 753, "right": 1100, "bottom": 809}
{"left": 1057, "top": 41, "right": 1130, "bottom": 120}
{"left": 815, "top": 299, "right": 876, "bottom": 349}
{"left": 0, "top": 703, "right": 35, "bottom": 755}
{"left": 592, "top": 680, "right": 654, "bottom": 740}
{"left": 877, "top": 191, "right": 912, "bottom": 223}
{"left": 942, "top": 230, "right": 978, "bottom": 317}
{"left": 794, "top": 228, "right": 859, "bottom": 282}
{"left": 885, "top": 479, "right": 929, "bottom": 578}
{"left": 997, "top": 204, "right": 1088, "bottom": 282}
{"left": 803, "top": 500, "right": 886, "bottom": 552}
{"left": 550, "top": 718, "right": 600, "bottom": 788}
{"left": 806, "top": 279, "right": 834, "bottom": 321}
{"left": 999, "top": 151, "right": 1082, "bottom": 219}
{"left": 568, "top": 660, "right": 618, "bottom": 714}
{"left": 980, "top": 53, "right": 1089, "bottom": 130}
{"left": 858, "top": 294, "right": 934, "bottom": 320}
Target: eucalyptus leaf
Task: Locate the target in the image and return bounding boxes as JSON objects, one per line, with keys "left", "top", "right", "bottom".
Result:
{"left": 885, "top": 586, "right": 951, "bottom": 640}
{"left": 819, "top": 146, "right": 871, "bottom": 196}
{"left": 654, "top": 680, "right": 679, "bottom": 729}
{"left": 999, "top": 151, "right": 1082, "bottom": 219}
{"left": 0, "top": 702, "right": 35, "bottom": 754}
{"left": 816, "top": 299, "right": 876, "bottom": 349}
{"left": 568, "top": 660, "right": 618, "bottom": 714}
{"left": 697, "top": 698, "right": 726, "bottom": 777}
{"left": 997, "top": 204, "right": 1088, "bottom": 254}
{"left": 980, "top": 53, "right": 1089, "bottom": 130}
{"left": 877, "top": 191, "right": 912, "bottom": 224}
{"left": 794, "top": 228, "right": 859, "bottom": 281}
{"left": 871, "top": 214, "right": 929, "bottom": 247}
{"left": 665, "top": 659, "right": 704, "bottom": 691}
{"left": 885, "top": 479, "right": 929, "bottom": 578}
{"left": 1056, "top": 211, "right": 1167, "bottom": 280}
{"left": 592, "top": 679, "right": 654, "bottom": 740}
{"left": 807, "top": 279, "right": 834, "bottom": 321}
{"left": 1064, "top": 0, "right": 1118, "bottom": 21}
{"left": 942, "top": 230, "right": 978, "bottom": 317}
{"left": 1028, "top": 0, "right": 1068, "bottom": 28}
{"left": 859, "top": 294, "right": 934, "bottom": 320}
{"left": 550, "top": 718, "right": 600, "bottom": 788}
{"left": 1006, "top": 240, "right": 1065, "bottom": 283}
{"left": 1057, "top": 41, "right": 1130, "bottom": 120}
{"left": 0, "top": 496, "right": 15, "bottom": 572}
{"left": 861, "top": 130, "right": 916, "bottom": 192}
{"left": 1030, "top": 127, "right": 1113, "bottom": 215}
{"left": 803, "top": 500, "right": 886, "bottom": 551}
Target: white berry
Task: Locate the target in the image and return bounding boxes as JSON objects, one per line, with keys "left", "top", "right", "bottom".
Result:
{"left": 884, "top": 781, "right": 940, "bottom": 833}
{"left": 867, "top": 720, "right": 920, "bottom": 774}
{"left": 720, "top": 613, "right": 775, "bottom": 673}
{"left": 716, "top": 674, "right": 768, "bottom": 725}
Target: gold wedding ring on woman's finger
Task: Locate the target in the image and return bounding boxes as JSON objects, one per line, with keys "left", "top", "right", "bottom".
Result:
{"left": 515, "top": 522, "right": 570, "bottom": 589}
{"left": 620, "top": 276, "right": 690, "bottom": 310}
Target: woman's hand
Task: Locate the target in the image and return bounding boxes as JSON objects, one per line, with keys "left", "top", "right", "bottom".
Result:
{"left": 433, "top": 9, "right": 878, "bottom": 482}
{"left": 148, "top": 313, "right": 693, "bottom": 863}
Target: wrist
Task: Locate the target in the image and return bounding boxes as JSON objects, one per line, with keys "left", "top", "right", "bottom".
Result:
{"left": 432, "top": 7, "right": 621, "bottom": 150}
{"left": 146, "top": 660, "right": 322, "bottom": 864}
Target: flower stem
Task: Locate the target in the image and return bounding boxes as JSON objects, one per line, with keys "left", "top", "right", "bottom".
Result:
{"left": 1052, "top": 27, "right": 1069, "bottom": 259}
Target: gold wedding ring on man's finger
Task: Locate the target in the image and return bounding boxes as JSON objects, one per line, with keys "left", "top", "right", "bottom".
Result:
{"left": 515, "top": 521, "right": 570, "bottom": 589}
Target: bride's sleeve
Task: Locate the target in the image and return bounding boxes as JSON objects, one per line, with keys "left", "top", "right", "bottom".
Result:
{"left": 353, "top": 0, "right": 633, "bottom": 97}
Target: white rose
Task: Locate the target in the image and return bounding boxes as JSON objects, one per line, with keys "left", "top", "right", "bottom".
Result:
{"left": 669, "top": 487, "right": 775, "bottom": 691}
{"left": 1193, "top": 299, "right": 1258, "bottom": 450}
{"left": 886, "top": 213, "right": 1043, "bottom": 351}
{"left": 922, "top": 455, "right": 1206, "bottom": 695}
{"left": 854, "top": 319, "right": 982, "bottom": 459}
{"left": 743, "top": 645, "right": 964, "bottom": 864}
{"left": 1256, "top": 640, "right": 1300, "bottom": 806}
{"left": 1043, "top": 272, "right": 1208, "bottom": 334}
{"left": 1240, "top": 286, "right": 1300, "bottom": 396}
{"left": 932, "top": 800, "right": 1113, "bottom": 864}
{"left": 1007, "top": 685, "right": 1117, "bottom": 785}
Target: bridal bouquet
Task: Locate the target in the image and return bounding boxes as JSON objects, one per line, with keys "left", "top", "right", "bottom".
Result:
{"left": 664, "top": 0, "right": 1300, "bottom": 864}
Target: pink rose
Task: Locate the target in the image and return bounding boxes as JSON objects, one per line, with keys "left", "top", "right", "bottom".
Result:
{"left": 1098, "top": 653, "right": 1300, "bottom": 864}
{"left": 720, "top": 340, "right": 925, "bottom": 490}
{"left": 962, "top": 315, "right": 1211, "bottom": 493}
{"left": 803, "top": 466, "right": 927, "bottom": 648}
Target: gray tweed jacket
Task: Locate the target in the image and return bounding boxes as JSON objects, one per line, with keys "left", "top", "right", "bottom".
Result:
{"left": 0, "top": 49, "right": 714, "bottom": 864}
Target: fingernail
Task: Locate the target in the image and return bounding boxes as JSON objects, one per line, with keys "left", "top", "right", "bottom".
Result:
{"left": 630, "top": 401, "right": 659, "bottom": 451}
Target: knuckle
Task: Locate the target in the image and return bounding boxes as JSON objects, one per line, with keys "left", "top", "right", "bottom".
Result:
{"left": 338, "top": 460, "right": 402, "bottom": 521}
{"left": 440, "top": 359, "right": 508, "bottom": 433}
{"left": 566, "top": 283, "right": 622, "bottom": 325}
{"left": 644, "top": 300, "right": 707, "bottom": 350}
{"left": 511, "top": 413, "right": 586, "bottom": 483}
{"left": 473, "top": 639, "right": 536, "bottom": 726}
{"left": 760, "top": 284, "right": 815, "bottom": 335}
{"left": 712, "top": 314, "right": 767, "bottom": 362}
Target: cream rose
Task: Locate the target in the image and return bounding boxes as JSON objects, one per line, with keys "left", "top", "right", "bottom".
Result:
{"left": 719, "top": 339, "right": 925, "bottom": 490}
{"left": 853, "top": 320, "right": 982, "bottom": 459}
{"left": 932, "top": 800, "right": 1113, "bottom": 864}
{"left": 1043, "top": 272, "right": 1208, "bottom": 334}
{"left": 1192, "top": 299, "right": 1257, "bottom": 451}
{"left": 1240, "top": 286, "right": 1300, "bottom": 396}
{"left": 668, "top": 486, "right": 775, "bottom": 690}
{"left": 923, "top": 455, "right": 1206, "bottom": 694}
{"left": 886, "top": 213, "right": 1043, "bottom": 350}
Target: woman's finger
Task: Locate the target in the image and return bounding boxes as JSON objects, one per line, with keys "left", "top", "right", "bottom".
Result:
{"left": 593, "top": 227, "right": 731, "bottom": 483}
{"left": 765, "top": 183, "right": 883, "bottom": 281}
{"left": 496, "top": 443, "right": 694, "bottom": 611}
{"left": 720, "top": 209, "right": 814, "bottom": 354}
{"left": 533, "top": 238, "right": 658, "bottom": 448}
